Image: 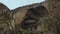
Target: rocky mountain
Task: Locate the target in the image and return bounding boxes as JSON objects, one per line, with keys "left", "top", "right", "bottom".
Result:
{"left": 12, "top": 2, "right": 48, "bottom": 34}
{"left": 12, "top": 0, "right": 60, "bottom": 34}
{"left": 12, "top": 2, "right": 43, "bottom": 27}
{"left": 0, "top": 0, "right": 60, "bottom": 34}
{"left": 0, "top": 3, "right": 14, "bottom": 34}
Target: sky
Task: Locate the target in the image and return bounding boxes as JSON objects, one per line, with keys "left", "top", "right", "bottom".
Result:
{"left": 0, "top": 0, "right": 45, "bottom": 10}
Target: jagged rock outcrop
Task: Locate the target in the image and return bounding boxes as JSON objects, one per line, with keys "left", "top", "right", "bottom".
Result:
{"left": 12, "top": 2, "right": 48, "bottom": 34}
{"left": 40, "top": 0, "right": 60, "bottom": 34}
{"left": 21, "top": 5, "right": 48, "bottom": 30}
{"left": 15, "top": 0, "right": 60, "bottom": 34}
{"left": 0, "top": 0, "right": 60, "bottom": 34}
{"left": 12, "top": 3, "right": 42, "bottom": 26}
{"left": 0, "top": 3, "right": 14, "bottom": 34}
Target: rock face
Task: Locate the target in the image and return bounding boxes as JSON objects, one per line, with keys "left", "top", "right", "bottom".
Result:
{"left": 12, "top": 3, "right": 48, "bottom": 25}
{"left": 41, "top": 0, "right": 60, "bottom": 34}
{"left": 12, "top": 3, "right": 42, "bottom": 26}
{"left": 21, "top": 6, "right": 48, "bottom": 30}
{"left": 12, "top": 2, "right": 48, "bottom": 34}
{"left": 0, "top": 0, "right": 60, "bottom": 34}
{"left": 0, "top": 3, "right": 13, "bottom": 34}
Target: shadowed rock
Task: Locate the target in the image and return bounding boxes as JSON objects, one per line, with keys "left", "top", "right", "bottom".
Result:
{"left": 12, "top": 2, "right": 48, "bottom": 34}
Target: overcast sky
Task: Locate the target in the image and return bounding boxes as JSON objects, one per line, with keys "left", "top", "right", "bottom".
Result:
{"left": 0, "top": 0, "right": 45, "bottom": 10}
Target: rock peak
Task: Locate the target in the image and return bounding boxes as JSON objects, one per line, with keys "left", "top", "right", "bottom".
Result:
{"left": 0, "top": 2, "right": 10, "bottom": 10}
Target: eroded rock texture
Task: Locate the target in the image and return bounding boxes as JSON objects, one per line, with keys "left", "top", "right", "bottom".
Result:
{"left": 41, "top": 0, "right": 60, "bottom": 34}
{"left": 0, "top": 0, "right": 60, "bottom": 34}
{"left": 21, "top": 6, "right": 48, "bottom": 30}
{"left": 12, "top": 2, "right": 48, "bottom": 34}
{"left": 0, "top": 3, "right": 14, "bottom": 34}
